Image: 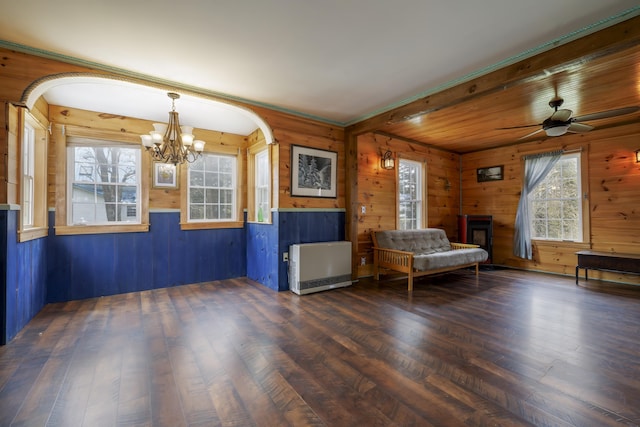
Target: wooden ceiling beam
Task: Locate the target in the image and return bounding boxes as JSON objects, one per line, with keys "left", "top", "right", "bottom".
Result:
{"left": 347, "top": 14, "right": 640, "bottom": 135}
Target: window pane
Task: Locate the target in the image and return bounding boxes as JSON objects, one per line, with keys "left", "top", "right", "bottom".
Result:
{"left": 190, "top": 171, "right": 204, "bottom": 186}
{"left": 398, "top": 159, "right": 423, "bottom": 230}
{"left": 190, "top": 205, "right": 204, "bottom": 220}
{"left": 528, "top": 153, "right": 582, "bottom": 241}
{"left": 187, "top": 153, "right": 236, "bottom": 222}
{"left": 190, "top": 188, "right": 204, "bottom": 203}
{"left": 68, "top": 145, "right": 141, "bottom": 225}
{"left": 205, "top": 172, "right": 217, "bottom": 187}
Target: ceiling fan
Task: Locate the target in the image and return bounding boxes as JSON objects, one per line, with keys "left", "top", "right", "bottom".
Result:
{"left": 499, "top": 96, "right": 640, "bottom": 139}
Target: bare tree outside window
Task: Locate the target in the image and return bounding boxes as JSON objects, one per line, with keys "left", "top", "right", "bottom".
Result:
{"left": 69, "top": 145, "right": 140, "bottom": 224}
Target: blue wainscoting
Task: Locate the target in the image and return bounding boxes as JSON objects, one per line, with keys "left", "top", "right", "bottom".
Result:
{"left": 1, "top": 209, "right": 48, "bottom": 344}
{"left": 2, "top": 208, "right": 346, "bottom": 343}
{"left": 47, "top": 211, "right": 247, "bottom": 302}
{"left": 277, "top": 209, "right": 345, "bottom": 291}
{"left": 246, "top": 216, "right": 279, "bottom": 290}
{"left": 0, "top": 209, "right": 6, "bottom": 344}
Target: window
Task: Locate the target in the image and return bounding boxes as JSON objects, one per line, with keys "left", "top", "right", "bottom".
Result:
{"left": 67, "top": 141, "right": 141, "bottom": 225}
{"left": 187, "top": 153, "right": 237, "bottom": 222}
{"left": 18, "top": 110, "right": 48, "bottom": 242}
{"left": 398, "top": 158, "right": 425, "bottom": 230}
{"left": 255, "top": 149, "right": 270, "bottom": 222}
{"left": 529, "top": 153, "right": 582, "bottom": 241}
{"left": 22, "top": 121, "right": 35, "bottom": 227}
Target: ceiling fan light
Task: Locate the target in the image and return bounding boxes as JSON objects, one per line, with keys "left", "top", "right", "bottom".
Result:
{"left": 545, "top": 125, "right": 569, "bottom": 137}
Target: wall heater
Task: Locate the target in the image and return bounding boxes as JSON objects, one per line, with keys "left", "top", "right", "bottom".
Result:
{"left": 289, "top": 241, "right": 352, "bottom": 295}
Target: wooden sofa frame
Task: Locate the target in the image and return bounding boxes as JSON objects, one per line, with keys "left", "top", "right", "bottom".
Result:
{"left": 372, "top": 233, "right": 482, "bottom": 292}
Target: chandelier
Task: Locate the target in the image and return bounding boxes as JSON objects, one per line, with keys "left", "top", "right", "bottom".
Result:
{"left": 140, "top": 92, "right": 206, "bottom": 165}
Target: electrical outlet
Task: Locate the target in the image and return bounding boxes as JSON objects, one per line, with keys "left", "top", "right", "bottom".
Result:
{"left": 360, "top": 257, "right": 366, "bottom": 266}
{"left": 283, "top": 252, "right": 289, "bottom": 262}
{"left": 361, "top": 205, "right": 366, "bottom": 214}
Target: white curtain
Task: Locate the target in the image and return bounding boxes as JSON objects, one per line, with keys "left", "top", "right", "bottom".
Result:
{"left": 513, "top": 150, "right": 562, "bottom": 259}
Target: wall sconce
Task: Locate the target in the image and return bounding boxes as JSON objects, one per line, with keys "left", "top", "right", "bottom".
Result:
{"left": 381, "top": 150, "right": 395, "bottom": 170}
{"left": 635, "top": 149, "right": 640, "bottom": 163}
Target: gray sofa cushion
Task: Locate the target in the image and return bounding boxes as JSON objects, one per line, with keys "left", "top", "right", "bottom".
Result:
{"left": 375, "top": 228, "right": 451, "bottom": 254}
{"left": 413, "top": 248, "right": 488, "bottom": 270}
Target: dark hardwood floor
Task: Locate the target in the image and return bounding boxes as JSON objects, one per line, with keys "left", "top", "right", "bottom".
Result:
{"left": 2, "top": 269, "right": 640, "bottom": 426}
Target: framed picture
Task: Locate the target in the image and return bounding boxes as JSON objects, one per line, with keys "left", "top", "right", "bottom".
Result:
{"left": 153, "top": 162, "right": 178, "bottom": 188}
{"left": 477, "top": 165, "right": 504, "bottom": 182}
{"left": 291, "top": 145, "right": 337, "bottom": 198}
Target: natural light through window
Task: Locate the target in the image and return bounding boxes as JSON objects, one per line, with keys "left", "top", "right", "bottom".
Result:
{"left": 188, "top": 153, "right": 237, "bottom": 222}
{"left": 529, "top": 153, "right": 582, "bottom": 241}
{"left": 398, "top": 158, "right": 424, "bottom": 230}
{"left": 67, "top": 142, "right": 141, "bottom": 225}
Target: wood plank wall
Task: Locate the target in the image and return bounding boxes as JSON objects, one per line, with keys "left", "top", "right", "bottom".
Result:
{"left": 355, "top": 133, "right": 460, "bottom": 277}
{"left": 461, "top": 122, "right": 640, "bottom": 285}
{"left": 0, "top": 47, "right": 345, "bottom": 214}
{"left": 249, "top": 106, "right": 346, "bottom": 210}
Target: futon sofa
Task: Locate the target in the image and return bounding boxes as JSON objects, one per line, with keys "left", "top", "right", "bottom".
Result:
{"left": 372, "top": 228, "right": 488, "bottom": 291}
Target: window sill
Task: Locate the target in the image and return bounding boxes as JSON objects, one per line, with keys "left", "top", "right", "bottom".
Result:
{"left": 18, "top": 227, "right": 48, "bottom": 242}
{"left": 55, "top": 224, "right": 149, "bottom": 235}
{"left": 180, "top": 221, "right": 244, "bottom": 230}
{"left": 532, "top": 240, "right": 591, "bottom": 250}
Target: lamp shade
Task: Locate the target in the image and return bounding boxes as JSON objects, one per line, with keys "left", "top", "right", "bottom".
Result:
{"left": 544, "top": 125, "right": 569, "bottom": 137}
{"left": 381, "top": 150, "right": 395, "bottom": 170}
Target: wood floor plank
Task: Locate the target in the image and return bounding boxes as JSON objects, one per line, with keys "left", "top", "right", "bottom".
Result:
{"left": 2, "top": 270, "right": 640, "bottom": 426}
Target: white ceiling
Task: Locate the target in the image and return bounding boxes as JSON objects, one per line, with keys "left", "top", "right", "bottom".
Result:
{"left": 0, "top": 0, "right": 639, "bottom": 134}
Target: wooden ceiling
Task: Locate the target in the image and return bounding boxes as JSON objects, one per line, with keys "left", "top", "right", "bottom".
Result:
{"left": 349, "top": 16, "right": 640, "bottom": 154}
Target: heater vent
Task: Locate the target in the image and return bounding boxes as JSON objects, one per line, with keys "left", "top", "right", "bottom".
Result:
{"left": 289, "top": 241, "right": 352, "bottom": 295}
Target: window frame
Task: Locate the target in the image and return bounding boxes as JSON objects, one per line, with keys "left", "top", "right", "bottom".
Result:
{"left": 254, "top": 149, "right": 270, "bottom": 223}
{"left": 180, "top": 146, "right": 244, "bottom": 230}
{"left": 66, "top": 141, "right": 142, "bottom": 226}
{"left": 53, "top": 125, "right": 149, "bottom": 235}
{"left": 247, "top": 144, "right": 271, "bottom": 224}
{"left": 18, "top": 109, "right": 48, "bottom": 242}
{"left": 397, "top": 157, "right": 427, "bottom": 230}
{"left": 529, "top": 151, "right": 589, "bottom": 243}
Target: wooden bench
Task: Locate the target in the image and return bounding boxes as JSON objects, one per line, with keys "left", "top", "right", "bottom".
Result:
{"left": 575, "top": 250, "right": 640, "bottom": 285}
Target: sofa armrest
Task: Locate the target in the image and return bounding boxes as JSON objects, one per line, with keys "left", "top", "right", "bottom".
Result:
{"left": 373, "top": 246, "right": 414, "bottom": 274}
{"left": 450, "top": 242, "right": 480, "bottom": 250}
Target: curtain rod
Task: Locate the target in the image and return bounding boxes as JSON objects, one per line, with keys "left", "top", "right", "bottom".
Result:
{"left": 521, "top": 147, "right": 583, "bottom": 160}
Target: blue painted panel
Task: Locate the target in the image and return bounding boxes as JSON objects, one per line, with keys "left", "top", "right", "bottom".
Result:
{"left": 277, "top": 210, "right": 345, "bottom": 291}
{"left": 47, "top": 211, "right": 247, "bottom": 302}
{"left": 0, "top": 210, "right": 7, "bottom": 344}
{"left": 149, "top": 212, "right": 173, "bottom": 288}
{"left": 2, "top": 210, "right": 47, "bottom": 344}
{"left": 246, "top": 219, "right": 279, "bottom": 290}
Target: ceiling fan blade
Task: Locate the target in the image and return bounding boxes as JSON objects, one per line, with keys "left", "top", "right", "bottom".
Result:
{"left": 518, "top": 128, "right": 544, "bottom": 140}
{"left": 551, "top": 109, "right": 572, "bottom": 121}
{"left": 573, "top": 106, "right": 640, "bottom": 122}
{"left": 567, "top": 122, "right": 593, "bottom": 133}
{"left": 496, "top": 123, "right": 540, "bottom": 130}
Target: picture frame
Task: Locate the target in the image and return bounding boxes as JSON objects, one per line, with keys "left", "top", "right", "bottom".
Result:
{"left": 152, "top": 162, "right": 178, "bottom": 189}
{"left": 291, "top": 145, "right": 337, "bottom": 198}
{"left": 477, "top": 165, "right": 504, "bottom": 182}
